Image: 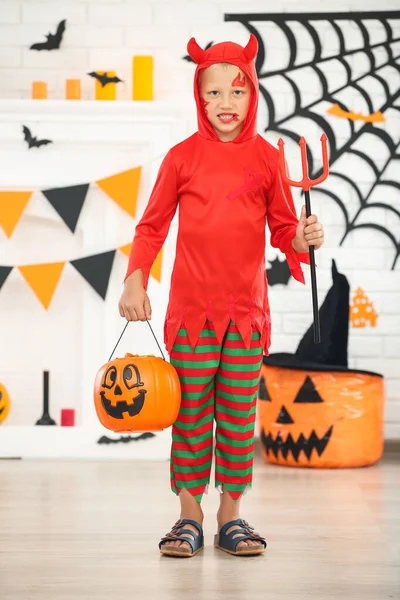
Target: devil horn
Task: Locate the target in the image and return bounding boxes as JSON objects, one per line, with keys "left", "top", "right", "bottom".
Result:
{"left": 243, "top": 34, "right": 258, "bottom": 62}
{"left": 187, "top": 37, "right": 206, "bottom": 64}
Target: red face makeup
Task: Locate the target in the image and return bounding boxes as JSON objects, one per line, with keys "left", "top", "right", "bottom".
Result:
{"left": 231, "top": 72, "right": 246, "bottom": 87}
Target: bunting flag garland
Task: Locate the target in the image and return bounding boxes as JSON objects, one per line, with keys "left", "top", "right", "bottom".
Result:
{"left": 0, "top": 156, "right": 165, "bottom": 307}
{"left": 0, "top": 243, "right": 164, "bottom": 309}
{"left": 70, "top": 250, "right": 116, "bottom": 300}
{"left": 0, "top": 191, "right": 33, "bottom": 237}
{"left": 0, "top": 164, "right": 144, "bottom": 238}
{"left": 42, "top": 184, "right": 90, "bottom": 233}
{"left": 95, "top": 167, "right": 141, "bottom": 218}
{"left": 18, "top": 262, "right": 66, "bottom": 310}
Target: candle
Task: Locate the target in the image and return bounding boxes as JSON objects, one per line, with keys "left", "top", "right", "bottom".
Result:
{"left": 95, "top": 71, "right": 117, "bottom": 100}
{"left": 66, "top": 79, "right": 81, "bottom": 100}
{"left": 61, "top": 408, "right": 75, "bottom": 426}
{"left": 132, "top": 56, "right": 153, "bottom": 101}
{"left": 32, "top": 81, "right": 47, "bottom": 99}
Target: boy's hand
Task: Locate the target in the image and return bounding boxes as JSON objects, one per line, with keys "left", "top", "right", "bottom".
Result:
{"left": 118, "top": 269, "right": 152, "bottom": 322}
{"left": 292, "top": 205, "right": 325, "bottom": 253}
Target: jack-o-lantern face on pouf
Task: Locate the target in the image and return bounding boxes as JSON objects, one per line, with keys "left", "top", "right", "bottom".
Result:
{"left": 0, "top": 383, "right": 11, "bottom": 424}
{"left": 94, "top": 353, "right": 181, "bottom": 433}
{"left": 258, "top": 363, "right": 384, "bottom": 468}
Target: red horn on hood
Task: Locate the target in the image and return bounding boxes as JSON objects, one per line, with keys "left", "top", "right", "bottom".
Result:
{"left": 242, "top": 34, "right": 258, "bottom": 62}
{"left": 187, "top": 37, "right": 206, "bottom": 64}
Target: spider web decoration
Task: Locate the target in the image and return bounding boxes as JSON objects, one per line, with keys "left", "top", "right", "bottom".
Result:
{"left": 225, "top": 11, "right": 400, "bottom": 269}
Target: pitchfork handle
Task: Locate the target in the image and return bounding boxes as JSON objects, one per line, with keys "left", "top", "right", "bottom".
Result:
{"left": 304, "top": 190, "right": 321, "bottom": 344}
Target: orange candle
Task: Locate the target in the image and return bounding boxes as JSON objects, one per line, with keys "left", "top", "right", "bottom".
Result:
{"left": 132, "top": 56, "right": 153, "bottom": 101}
{"left": 32, "top": 81, "right": 47, "bottom": 99}
{"left": 95, "top": 71, "right": 117, "bottom": 100}
{"left": 66, "top": 79, "right": 81, "bottom": 100}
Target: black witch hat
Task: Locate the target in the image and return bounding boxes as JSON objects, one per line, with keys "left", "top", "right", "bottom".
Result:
{"left": 263, "top": 259, "right": 378, "bottom": 376}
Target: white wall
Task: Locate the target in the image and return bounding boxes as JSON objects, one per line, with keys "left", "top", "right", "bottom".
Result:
{"left": 0, "top": 0, "right": 399, "bottom": 447}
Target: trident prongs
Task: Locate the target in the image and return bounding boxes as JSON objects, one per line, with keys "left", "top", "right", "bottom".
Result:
{"left": 277, "top": 134, "right": 329, "bottom": 192}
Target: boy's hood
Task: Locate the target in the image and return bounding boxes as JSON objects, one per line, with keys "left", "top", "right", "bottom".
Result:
{"left": 187, "top": 35, "right": 259, "bottom": 144}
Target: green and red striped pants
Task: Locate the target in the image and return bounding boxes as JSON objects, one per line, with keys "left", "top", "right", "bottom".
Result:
{"left": 169, "top": 320, "right": 263, "bottom": 502}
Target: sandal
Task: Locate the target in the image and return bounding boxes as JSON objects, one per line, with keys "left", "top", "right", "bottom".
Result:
{"left": 214, "top": 518, "right": 267, "bottom": 556}
{"left": 159, "top": 519, "right": 204, "bottom": 558}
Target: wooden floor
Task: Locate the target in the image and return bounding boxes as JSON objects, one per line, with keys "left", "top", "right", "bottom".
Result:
{"left": 0, "top": 450, "right": 399, "bottom": 600}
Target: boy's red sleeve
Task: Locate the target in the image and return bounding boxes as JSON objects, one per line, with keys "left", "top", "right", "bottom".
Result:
{"left": 266, "top": 163, "right": 311, "bottom": 284}
{"left": 124, "top": 151, "right": 178, "bottom": 290}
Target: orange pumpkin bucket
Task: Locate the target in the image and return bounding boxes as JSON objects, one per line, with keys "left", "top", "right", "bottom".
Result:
{"left": 94, "top": 321, "right": 181, "bottom": 433}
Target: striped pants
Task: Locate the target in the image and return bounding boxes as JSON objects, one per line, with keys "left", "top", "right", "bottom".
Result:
{"left": 169, "top": 320, "right": 263, "bottom": 502}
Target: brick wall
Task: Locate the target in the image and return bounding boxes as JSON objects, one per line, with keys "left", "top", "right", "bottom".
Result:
{"left": 0, "top": 0, "right": 399, "bottom": 439}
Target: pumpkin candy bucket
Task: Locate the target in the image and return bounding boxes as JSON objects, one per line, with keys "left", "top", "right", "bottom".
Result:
{"left": 94, "top": 321, "right": 181, "bottom": 433}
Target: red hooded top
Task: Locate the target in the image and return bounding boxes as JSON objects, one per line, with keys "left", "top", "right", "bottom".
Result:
{"left": 125, "top": 35, "right": 310, "bottom": 355}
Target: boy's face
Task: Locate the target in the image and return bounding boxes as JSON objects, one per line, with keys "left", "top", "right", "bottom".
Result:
{"left": 199, "top": 63, "right": 252, "bottom": 142}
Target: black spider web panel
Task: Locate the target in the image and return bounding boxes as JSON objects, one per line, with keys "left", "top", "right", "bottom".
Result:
{"left": 225, "top": 11, "right": 400, "bottom": 269}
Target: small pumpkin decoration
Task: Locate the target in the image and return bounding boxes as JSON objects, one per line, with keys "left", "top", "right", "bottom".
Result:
{"left": 0, "top": 383, "right": 11, "bottom": 424}
{"left": 258, "top": 362, "right": 384, "bottom": 468}
{"left": 94, "top": 353, "right": 181, "bottom": 433}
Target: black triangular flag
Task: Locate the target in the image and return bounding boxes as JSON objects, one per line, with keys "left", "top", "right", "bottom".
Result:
{"left": 42, "top": 184, "right": 90, "bottom": 233}
{"left": 276, "top": 405, "right": 294, "bottom": 424}
{"left": 70, "top": 250, "right": 116, "bottom": 299}
{"left": 0, "top": 266, "right": 13, "bottom": 290}
{"left": 293, "top": 375, "right": 324, "bottom": 403}
{"left": 258, "top": 375, "right": 271, "bottom": 401}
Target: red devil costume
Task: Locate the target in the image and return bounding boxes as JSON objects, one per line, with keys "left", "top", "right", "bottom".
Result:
{"left": 125, "top": 35, "right": 310, "bottom": 356}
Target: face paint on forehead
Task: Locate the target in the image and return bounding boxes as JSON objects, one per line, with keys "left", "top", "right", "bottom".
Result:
{"left": 231, "top": 72, "right": 246, "bottom": 87}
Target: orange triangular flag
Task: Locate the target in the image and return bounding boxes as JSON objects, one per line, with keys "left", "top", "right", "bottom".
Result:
{"left": 0, "top": 191, "right": 33, "bottom": 237}
{"left": 118, "top": 244, "right": 163, "bottom": 283}
{"left": 151, "top": 248, "right": 163, "bottom": 282}
{"left": 118, "top": 243, "right": 132, "bottom": 257}
{"left": 96, "top": 167, "right": 141, "bottom": 218}
{"left": 18, "top": 262, "right": 66, "bottom": 309}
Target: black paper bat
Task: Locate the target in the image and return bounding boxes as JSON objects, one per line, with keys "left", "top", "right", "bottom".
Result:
{"left": 97, "top": 432, "right": 155, "bottom": 445}
{"left": 183, "top": 41, "right": 214, "bottom": 62}
{"left": 30, "top": 19, "right": 66, "bottom": 51}
{"left": 87, "top": 72, "right": 123, "bottom": 87}
{"left": 22, "top": 125, "right": 53, "bottom": 149}
{"left": 266, "top": 257, "right": 292, "bottom": 286}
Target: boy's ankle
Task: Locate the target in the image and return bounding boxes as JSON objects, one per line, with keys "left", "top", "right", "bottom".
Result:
{"left": 180, "top": 508, "right": 204, "bottom": 524}
{"left": 217, "top": 509, "right": 239, "bottom": 527}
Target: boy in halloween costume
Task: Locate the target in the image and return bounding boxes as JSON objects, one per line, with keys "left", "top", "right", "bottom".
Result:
{"left": 119, "top": 35, "right": 325, "bottom": 557}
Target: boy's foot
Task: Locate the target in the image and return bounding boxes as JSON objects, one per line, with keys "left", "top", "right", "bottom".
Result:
{"left": 217, "top": 511, "right": 261, "bottom": 548}
{"left": 160, "top": 520, "right": 203, "bottom": 552}
{"left": 159, "top": 518, "right": 204, "bottom": 557}
{"left": 215, "top": 517, "right": 266, "bottom": 555}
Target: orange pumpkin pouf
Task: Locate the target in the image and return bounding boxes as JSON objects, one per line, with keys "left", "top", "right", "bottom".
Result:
{"left": 94, "top": 353, "right": 181, "bottom": 433}
{"left": 258, "top": 260, "right": 385, "bottom": 468}
{"left": 258, "top": 361, "right": 384, "bottom": 468}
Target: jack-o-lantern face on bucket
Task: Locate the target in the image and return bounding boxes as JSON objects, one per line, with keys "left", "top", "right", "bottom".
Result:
{"left": 257, "top": 363, "right": 384, "bottom": 468}
{"left": 0, "top": 383, "right": 10, "bottom": 424}
{"left": 100, "top": 363, "right": 147, "bottom": 419}
{"left": 94, "top": 353, "right": 181, "bottom": 433}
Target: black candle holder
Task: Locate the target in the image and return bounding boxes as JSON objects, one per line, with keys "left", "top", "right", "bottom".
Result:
{"left": 35, "top": 371, "right": 56, "bottom": 426}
